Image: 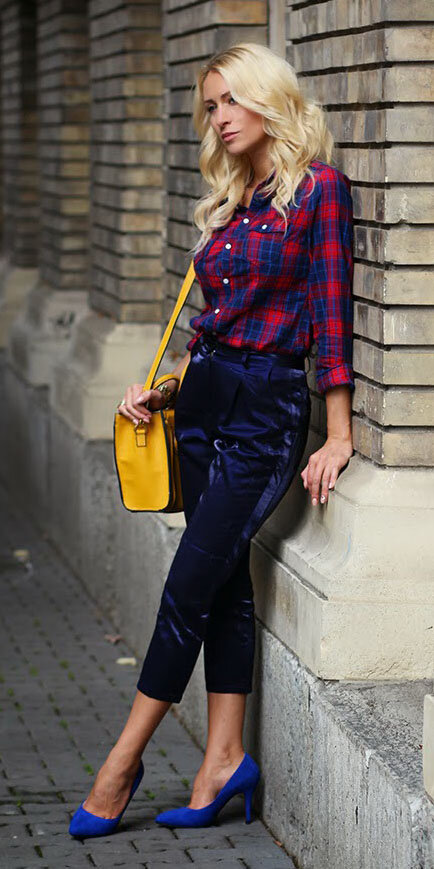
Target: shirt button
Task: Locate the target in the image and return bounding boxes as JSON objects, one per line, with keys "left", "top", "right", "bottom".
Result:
{"left": 214, "top": 308, "right": 220, "bottom": 313}
{"left": 225, "top": 243, "right": 231, "bottom": 249}
{"left": 261, "top": 223, "right": 268, "bottom": 229}
{"left": 243, "top": 218, "right": 249, "bottom": 224}
{"left": 223, "top": 278, "right": 229, "bottom": 284}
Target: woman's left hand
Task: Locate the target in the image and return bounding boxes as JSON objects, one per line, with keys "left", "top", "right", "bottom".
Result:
{"left": 300, "top": 436, "right": 354, "bottom": 505}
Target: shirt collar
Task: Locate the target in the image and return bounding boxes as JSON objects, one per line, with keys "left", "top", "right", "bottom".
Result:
{"left": 217, "top": 169, "right": 276, "bottom": 213}
{"left": 236, "top": 168, "right": 276, "bottom": 212}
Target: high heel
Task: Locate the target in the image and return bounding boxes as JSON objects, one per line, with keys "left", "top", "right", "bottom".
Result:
{"left": 244, "top": 784, "right": 255, "bottom": 824}
{"left": 69, "top": 759, "right": 144, "bottom": 838}
{"left": 155, "top": 752, "right": 260, "bottom": 828}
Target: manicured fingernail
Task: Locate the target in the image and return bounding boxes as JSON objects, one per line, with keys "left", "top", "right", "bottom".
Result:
{"left": 328, "top": 483, "right": 333, "bottom": 489}
{"left": 312, "top": 498, "right": 317, "bottom": 505}
{"left": 320, "top": 495, "right": 326, "bottom": 503}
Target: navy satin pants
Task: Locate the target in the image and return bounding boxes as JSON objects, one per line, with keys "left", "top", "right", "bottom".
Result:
{"left": 136, "top": 332, "right": 311, "bottom": 703}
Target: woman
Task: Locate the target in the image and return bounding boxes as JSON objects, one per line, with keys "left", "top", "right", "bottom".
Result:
{"left": 69, "top": 41, "right": 354, "bottom": 838}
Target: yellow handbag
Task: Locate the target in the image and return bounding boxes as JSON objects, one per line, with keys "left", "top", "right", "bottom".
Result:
{"left": 113, "top": 260, "right": 196, "bottom": 513}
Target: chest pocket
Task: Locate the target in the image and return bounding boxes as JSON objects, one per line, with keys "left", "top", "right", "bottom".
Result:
{"left": 249, "top": 218, "right": 311, "bottom": 280}
{"left": 197, "top": 230, "right": 252, "bottom": 281}
{"left": 245, "top": 221, "right": 286, "bottom": 271}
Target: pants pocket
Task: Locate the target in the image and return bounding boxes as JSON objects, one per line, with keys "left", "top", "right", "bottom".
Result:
{"left": 266, "top": 362, "right": 311, "bottom": 431}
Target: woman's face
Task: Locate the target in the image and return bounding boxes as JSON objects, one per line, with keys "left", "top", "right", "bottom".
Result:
{"left": 202, "top": 70, "right": 269, "bottom": 157}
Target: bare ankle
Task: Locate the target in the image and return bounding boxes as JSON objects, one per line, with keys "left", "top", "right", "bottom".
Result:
{"left": 203, "top": 747, "right": 244, "bottom": 771}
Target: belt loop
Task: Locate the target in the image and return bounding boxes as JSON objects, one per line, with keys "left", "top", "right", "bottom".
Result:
{"left": 241, "top": 349, "right": 250, "bottom": 366}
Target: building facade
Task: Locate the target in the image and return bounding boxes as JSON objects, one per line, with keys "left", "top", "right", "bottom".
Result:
{"left": 0, "top": 1, "right": 433, "bottom": 866}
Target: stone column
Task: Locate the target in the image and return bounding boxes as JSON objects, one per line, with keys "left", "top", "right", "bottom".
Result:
{"left": 251, "top": 0, "right": 434, "bottom": 679}
{"left": 52, "top": 0, "right": 165, "bottom": 439}
{"left": 0, "top": 0, "right": 39, "bottom": 346}
{"left": 7, "top": 0, "right": 91, "bottom": 388}
{"left": 163, "top": 0, "right": 268, "bottom": 357}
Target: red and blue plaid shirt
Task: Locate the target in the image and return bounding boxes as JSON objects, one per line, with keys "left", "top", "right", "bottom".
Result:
{"left": 187, "top": 159, "right": 355, "bottom": 394}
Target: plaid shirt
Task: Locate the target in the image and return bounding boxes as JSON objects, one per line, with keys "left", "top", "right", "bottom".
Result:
{"left": 186, "top": 160, "right": 355, "bottom": 394}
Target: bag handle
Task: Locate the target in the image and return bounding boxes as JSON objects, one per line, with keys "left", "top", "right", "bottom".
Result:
{"left": 143, "top": 259, "right": 196, "bottom": 392}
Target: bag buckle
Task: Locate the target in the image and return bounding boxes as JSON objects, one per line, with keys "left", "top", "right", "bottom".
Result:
{"left": 134, "top": 419, "right": 148, "bottom": 447}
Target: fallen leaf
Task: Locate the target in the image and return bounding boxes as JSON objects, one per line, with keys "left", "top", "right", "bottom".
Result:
{"left": 13, "top": 549, "right": 30, "bottom": 562}
{"left": 116, "top": 657, "right": 137, "bottom": 666}
{"left": 104, "top": 633, "right": 123, "bottom": 644}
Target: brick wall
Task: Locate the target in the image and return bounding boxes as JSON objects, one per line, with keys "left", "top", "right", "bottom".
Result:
{"left": 88, "top": 0, "right": 164, "bottom": 322}
{"left": 1, "top": 0, "right": 38, "bottom": 267}
{"left": 37, "top": 0, "right": 90, "bottom": 292}
{"left": 286, "top": 0, "right": 434, "bottom": 464}
{"left": 1, "top": 0, "right": 432, "bottom": 465}
{"left": 162, "top": 0, "right": 268, "bottom": 356}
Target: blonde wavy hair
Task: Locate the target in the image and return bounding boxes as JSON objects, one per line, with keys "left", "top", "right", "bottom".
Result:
{"left": 189, "top": 42, "right": 335, "bottom": 256}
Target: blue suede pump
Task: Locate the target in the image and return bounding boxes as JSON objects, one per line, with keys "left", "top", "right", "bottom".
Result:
{"left": 69, "top": 759, "right": 144, "bottom": 838}
{"left": 155, "top": 752, "right": 260, "bottom": 828}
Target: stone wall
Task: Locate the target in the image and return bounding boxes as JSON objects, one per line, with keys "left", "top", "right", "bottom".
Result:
{"left": 88, "top": 0, "right": 164, "bottom": 323}
{"left": 1, "top": 0, "right": 38, "bottom": 266}
{"left": 285, "top": 0, "right": 434, "bottom": 462}
{"left": 38, "top": 0, "right": 90, "bottom": 294}
{"left": 163, "top": 0, "right": 268, "bottom": 356}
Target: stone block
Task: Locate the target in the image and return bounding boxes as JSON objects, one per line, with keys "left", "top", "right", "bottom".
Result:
{"left": 92, "top": 225, "right": 162, "bottom": 257}
{"left": 352, "top": 184, "right": 434, "bottom": 224}
{"left": 385, "top": 146, "right": 434, "bottom": 183}
{"left": 90, "top": 142, "right": 163, "bottom": 165}
{"left": 93, "top": 165, "right": 163, "bottom": 189}
{"left": 355, "top": 303, "right": 434, "bottom": 345}
{"left": 340, "top": 147, "right": 433, "bottom": 183}
{"left": 89, "top": 5, "right": 159, "bottom": 40}
{"left": 90, "top": 29, "right": 162, "bottom": 61}
{"left": 93, "top": 272, "right": 162, "bottom": 302}
{"left": 91, "top": 246, "right": 161, "bottom": 279}
{"left": 289, "top": 0, "right": 433, "bottom": 40}
{"left": 355, "top": 225, "right": 434, "bottom": 266}
{"left": 353, "top": 381, "right": 434, "bottom": 427}
{"left": 90, "top": 53, "right": 160, "bottom": 80}
{"left": 353, "top": 340, "right": 434, "bottom": 386}
{"left": 353, "top": 264, "right": 434, "bottom": 305}
{"left": 353, "top": 416, "right": 434, "bottom": 465}
{"left": 166, "top": 0, "right": 266, "bottom": 36}
{"left": 166, "top": 58, "right": 206, "bottom": 90}
{"left": 7, "top": 282, "right": 89, "bottom": 388}
{"left": 0, "top": 265, "right": 39, "bottom": 349}
{"left": 92, "top": 120, "right": 163, "bottom": 143}
{"left": 295, "top": 26, "right": 433, "bottom": 71}
{"left": 393, "top": 224, "right": 433, "bottom": 264}
{"left": 92, "top": 95, "right": 162, "bottom": 121}
{"left": 89, "top": 289, "right": 162, "bottom": 323}
{"left": 51, "top": 312, "right": 162, "bottom": 439}
{"left": 386, "top": 65, "right": 434, "bottom": 102}
{"left": 93, "top": 76, "right": 162, "bottom": 100}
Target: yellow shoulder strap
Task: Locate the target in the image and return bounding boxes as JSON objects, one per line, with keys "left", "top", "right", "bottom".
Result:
{"left": 144, "top": 260, "right": 196, "bottom": 391}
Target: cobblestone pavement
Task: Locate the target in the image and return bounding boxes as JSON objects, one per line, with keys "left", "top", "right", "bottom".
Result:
{"left": 0, "top": 485, "right": 296, "bottom": 869}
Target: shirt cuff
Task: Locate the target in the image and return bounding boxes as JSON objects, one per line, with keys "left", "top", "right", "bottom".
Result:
{"left": 316, "top": 362, "right": 355, "bottom": 395}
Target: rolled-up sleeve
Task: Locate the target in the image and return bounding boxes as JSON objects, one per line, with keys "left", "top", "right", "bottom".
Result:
{"left": 307, "top": 166, "right": 355, "bottom": 395}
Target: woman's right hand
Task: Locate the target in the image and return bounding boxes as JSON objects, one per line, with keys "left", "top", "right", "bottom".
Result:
{"left": 117, "top": 383, "right": 166, "bottom": 424}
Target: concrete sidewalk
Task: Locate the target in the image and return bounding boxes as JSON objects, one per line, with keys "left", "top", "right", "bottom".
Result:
{"left": 0, "top": 484, "right": 296, "bottom": 869}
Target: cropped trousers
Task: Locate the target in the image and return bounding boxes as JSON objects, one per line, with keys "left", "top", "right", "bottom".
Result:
{"left": 136, "top": 331, "right": 311, "bottom": 703}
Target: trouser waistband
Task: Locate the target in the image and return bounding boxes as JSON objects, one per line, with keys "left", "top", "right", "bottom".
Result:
{"left": 197, "top": 331, "right": 306, "bottom": 370}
